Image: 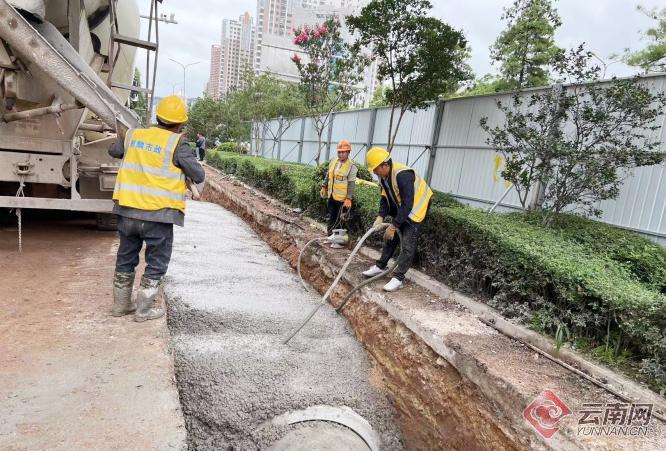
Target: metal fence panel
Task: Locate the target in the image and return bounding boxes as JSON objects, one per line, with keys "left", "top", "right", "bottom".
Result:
{"left": 252, "top": 74, "right": 666, "bottom": 244}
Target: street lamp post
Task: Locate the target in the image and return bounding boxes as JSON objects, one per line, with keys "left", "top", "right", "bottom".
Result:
{"left": 168, "top": 58, "right": 200, "bottom": 103}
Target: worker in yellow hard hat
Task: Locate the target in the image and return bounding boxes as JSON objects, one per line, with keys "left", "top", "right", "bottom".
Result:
{"left": 320, "top": 139, "right": 358, "bottom": 248}
{"left": 108, "top": 95, "right": 205, "bottom": 322}
{"left": 362, "top": 146, "right": 433, "bottom": 292}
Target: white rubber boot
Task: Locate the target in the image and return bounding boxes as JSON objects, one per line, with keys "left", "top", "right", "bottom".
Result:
{"left": 383, "top": 277, "right": 404, "bottom": 292}
{"left": 111, "top": 271, "right": 136, "bottom": 317}
{"left": 134, "top": 277, "right": 164, "bottom": 322}
{"left": 362, "top": 265, "right": 385, "bottom": 277}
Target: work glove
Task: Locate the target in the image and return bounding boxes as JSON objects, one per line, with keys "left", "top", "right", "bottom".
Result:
{"left": 320, "top": 187, "right": 327, "bottom": 199}
{"left": 343, "top": 198, "right": 352, "bottom": 209}
{"left": 384, "top": 224, "right": 397, "bottom": 241}
{"left": 372, "top": 216, "right": 384, "bottom": 228}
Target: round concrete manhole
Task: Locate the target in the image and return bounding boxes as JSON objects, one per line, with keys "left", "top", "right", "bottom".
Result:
{"left": 266, "top": 421, "right": 371, "bottom": 451}
{"left": 260, "top": 405, "right": 380, "bottom": 451}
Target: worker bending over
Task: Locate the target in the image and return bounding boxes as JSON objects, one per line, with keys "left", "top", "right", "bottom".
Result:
{"left": 108, "top": 95, "right": 205, "bottom": 322}
{"left": 362, "top": 147, "right": 432, "bottom": 292}
{"left": 321, "top": 139, "right": 358, "bottom": 249}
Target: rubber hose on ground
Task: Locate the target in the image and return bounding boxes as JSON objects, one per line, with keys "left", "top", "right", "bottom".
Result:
{"left": 284, "top": 223, "right": 402, "bottom": 344}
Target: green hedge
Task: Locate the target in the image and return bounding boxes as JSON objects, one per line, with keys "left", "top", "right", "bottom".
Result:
{"left": 207, "top": 151, "right": 666, "bottom": 391}
{"left": 215, "top": 142, "right": 247, "bottom": 154}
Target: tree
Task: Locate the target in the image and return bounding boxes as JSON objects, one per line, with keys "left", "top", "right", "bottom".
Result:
{"left": 129, "top": 68, "right": 147, "bottom": 124}
{"left": 490, "top": 0, "right": 562, "bottom": 89}
{"left": 348, "top": 0, "right": 470, "bottom": 151}
{"left": 624, "top": 5, "right": 666, "bottom": 73}
{"left": 454, "top": 74, "right": 514, "bottom": 98}
{"left": 187, "top": 71, "right": 306, "bottom": 153}
{"left": 186, "top": 97, "right": 226, "bottom": 143}
{"left": 369, "top": 85, "right": 389, "bottom": 107}
{"left": 230, "top": 70, "right": 306, "bottom": 155}
{"left": 291, "top": 18, "right": 366, "bottom": 164}
{"left": 481, "top": 46, "right": 666, "bottom": 223}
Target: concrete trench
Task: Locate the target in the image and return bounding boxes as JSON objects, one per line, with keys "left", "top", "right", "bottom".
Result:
{"left": 198, "top": 181, "right": 522, "bottom": 451}
{"left": 158, "top": 165, "right": 666, "bottom": 451}
{"left": 195, "top": 173, "right": 666, "bottom": 451}
{"left": 163, "top": 201, "right": 405, "bottom": 450}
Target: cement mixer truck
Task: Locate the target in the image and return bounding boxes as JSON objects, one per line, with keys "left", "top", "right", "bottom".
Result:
{"left": 0, "top": 0, "right": 163, "bottom": 230}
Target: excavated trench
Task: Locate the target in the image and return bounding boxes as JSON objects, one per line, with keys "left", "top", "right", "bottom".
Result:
{"left": 195, "top": 179, "right": 522, "bottom": 451}
{"left": 167, "top": 170, "right": 666, "bottom": 451}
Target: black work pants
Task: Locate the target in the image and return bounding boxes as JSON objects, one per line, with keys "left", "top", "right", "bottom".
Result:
{"left": 115, "top": 216, "right": 174, "bottom": 280}
{"left": 376, "top": 220, "right": 422, "bottom": 281}
{"left": 327, "top": 198, "right": 351, "bottom": 235}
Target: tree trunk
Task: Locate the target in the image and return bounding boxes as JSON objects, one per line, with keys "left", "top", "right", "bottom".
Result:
{"left": 315, "top": 129, "right": 324, "bottom": 166}
{"left": 387, "top": 105, "right": 396, "bottom": 151}
{"left": 389, "top": 109, "right": 408, "bottom": 153}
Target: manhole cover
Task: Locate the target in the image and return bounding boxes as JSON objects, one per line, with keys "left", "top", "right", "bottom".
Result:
{"left": 261, "top": 405, "right": 380, "bottom": 451}
{"left": 266, "top": 421, "right": 371, "bottom": 451}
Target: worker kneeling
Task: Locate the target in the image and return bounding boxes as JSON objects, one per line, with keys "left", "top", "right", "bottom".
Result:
{"left": 108, "top": 95, "right": 205, "bottom": 322}
{"left": 320, "top": 139, "right": 357, "bottom": 249}
{"left": 362, "top": 147, "right": 432, "bottom": 292}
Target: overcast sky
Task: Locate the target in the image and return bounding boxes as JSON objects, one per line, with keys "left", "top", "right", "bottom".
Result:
{"left": 138, "top": 0, "right": 664, "bottom": 99}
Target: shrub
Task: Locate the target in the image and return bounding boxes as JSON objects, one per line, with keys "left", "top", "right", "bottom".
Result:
{"left": 216, "top": 142, "right": 247, "bottom": 154}
{"left": 207, "top": 150, "right": 666, "bottom": 392}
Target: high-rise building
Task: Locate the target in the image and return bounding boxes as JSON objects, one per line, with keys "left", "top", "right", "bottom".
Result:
{"left": 219, "top": 12, "right": 256, "bottom": 97}
{"left": 207, "top": 14, "right": 255, "bottom": 100}
{"left": 254, "top": 0, "right": 377, "bottom": 105}
{"left": 207, "top": 44, "right": 222, "bottom": 99}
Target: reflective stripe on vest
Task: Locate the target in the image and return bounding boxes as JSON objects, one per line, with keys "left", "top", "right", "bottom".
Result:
{"left": 327, "top": 158, "right": 353, "bottom": 201}
{"left": 380, "top": 162, "right": 433, "bottom": 223}
{"left": 113, "top": 127, "right": 187, "bottom": 213}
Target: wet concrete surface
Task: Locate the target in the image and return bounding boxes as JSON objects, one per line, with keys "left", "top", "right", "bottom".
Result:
{"left": 164, "top": 201, "right": 404, "bottom": 450}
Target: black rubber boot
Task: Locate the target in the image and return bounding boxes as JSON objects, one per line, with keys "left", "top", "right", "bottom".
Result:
{"left": 134, "top": 276, "right": 164, "bottom": 322}
{"left": 112, "top": 271, "right": 136, "bottom": 317}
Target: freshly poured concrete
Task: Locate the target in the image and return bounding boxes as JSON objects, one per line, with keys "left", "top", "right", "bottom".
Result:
{"left": 164, "top": 201, "right": 404, "bottom": 450}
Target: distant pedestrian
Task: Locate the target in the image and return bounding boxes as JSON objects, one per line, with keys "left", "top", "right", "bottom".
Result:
{"left": 195, "top": 132, "right": 206, "bottom": 162}
{"left": 321, "top": 139, "right": 357, "bottom": 248}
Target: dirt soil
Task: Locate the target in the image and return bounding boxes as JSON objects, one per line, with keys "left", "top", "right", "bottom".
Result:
{"left": 0, "top": 211, "right": 185, "bottom": 450}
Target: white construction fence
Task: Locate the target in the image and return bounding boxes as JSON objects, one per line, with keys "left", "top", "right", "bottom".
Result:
{"left": 252, "top": 74, "right": 666, "bottom": 246}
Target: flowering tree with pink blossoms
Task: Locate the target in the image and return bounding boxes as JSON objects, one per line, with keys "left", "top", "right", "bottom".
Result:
{"left": 291, "top": 18, "right": 366, "bottom": 164}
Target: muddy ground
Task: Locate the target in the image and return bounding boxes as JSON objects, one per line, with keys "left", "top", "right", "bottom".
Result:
{"left": 0, "top": 210, "right": 185, "bottom": 449}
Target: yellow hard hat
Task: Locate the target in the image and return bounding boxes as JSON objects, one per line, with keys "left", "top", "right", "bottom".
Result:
{"left": 366, "top": 146, "right": 390, "bottom": 171}
{"left": 156, "top": 95, "right": 188, "bottom": 124}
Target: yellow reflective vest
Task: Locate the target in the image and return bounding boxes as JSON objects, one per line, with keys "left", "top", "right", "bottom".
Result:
{"left": 113, "top": 127, "right": 187, "bottom": 213}
{"left": 327, "top": 158, "right": 353, "bottom": 201}
{"left": 380, "top": 162, "right": 433, "bottom": 223}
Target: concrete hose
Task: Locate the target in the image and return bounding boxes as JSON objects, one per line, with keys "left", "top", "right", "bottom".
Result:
{"left": 285, "top": 223, "right": 402, "bottom": 345}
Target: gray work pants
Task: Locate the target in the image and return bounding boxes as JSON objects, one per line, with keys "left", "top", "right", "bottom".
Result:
{"left": 376, "top": 220, "right": 423, "bottom": 282}
{"left": 115, "top": 216, "right": 174, "bottom": 280}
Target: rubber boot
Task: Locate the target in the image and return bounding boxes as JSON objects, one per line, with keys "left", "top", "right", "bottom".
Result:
{"left": 111, "top": 271, "right": 136, "bottom": 317}
{"left": 134, "top": 276, "right": 164, "bottom": 322}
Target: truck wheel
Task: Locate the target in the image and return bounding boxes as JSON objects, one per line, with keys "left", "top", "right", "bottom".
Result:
{"left": 95, "top": 213, "right": 118, "bottom": 231}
